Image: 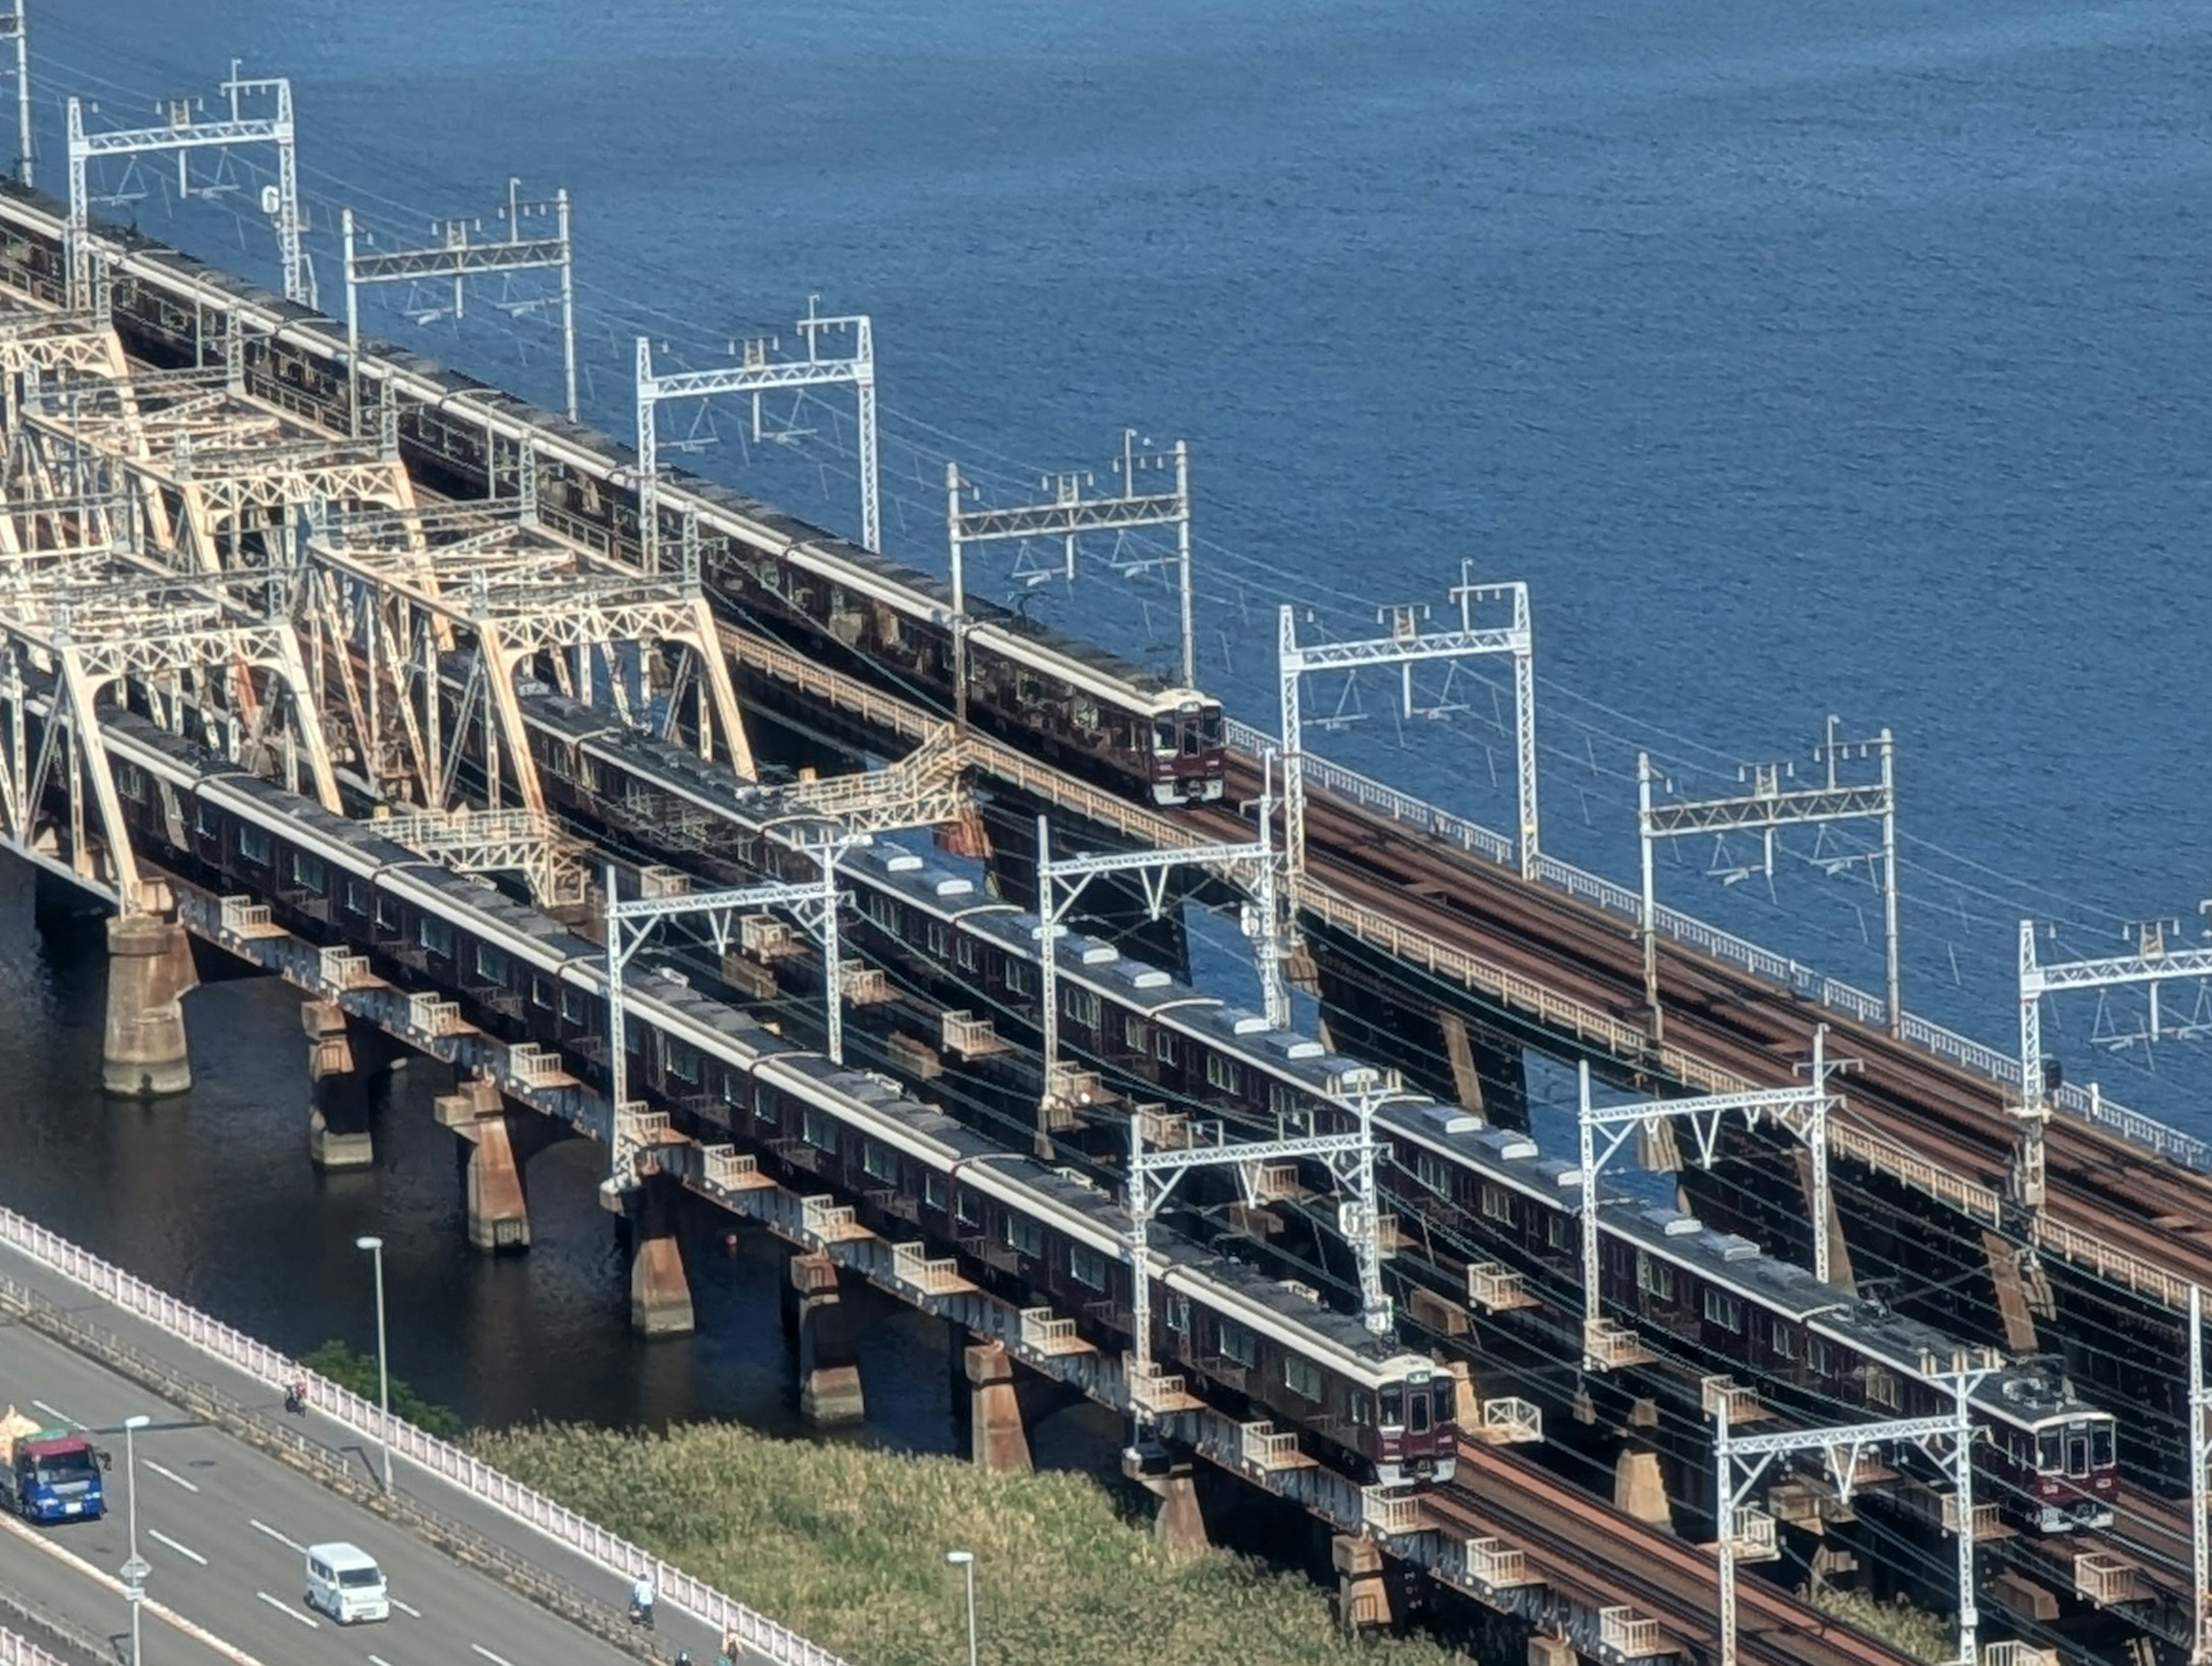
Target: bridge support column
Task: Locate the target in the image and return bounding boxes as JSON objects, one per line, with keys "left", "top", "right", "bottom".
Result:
{"left": 1332, "top": 1534, "right": 1392, "bottom": 1632}
{"left": 103, "top": 906, "right": 196, "bottom": 1097}
{"left": 302, "top": 1000, "right": 376, "bottom": 1171}
{"left": 791, "top": 1250, "right": 865, "bottom": 1425}
{"left": 1121, "top": 1451, "right": 1207, "bottom": 1560}
{"left": 1526, "top": 1630, "right": 1577, "bottom": 1666}
{"left": 1612, "top": 1441, "right": 1673, "bottom": 1534}
{"left": 437, "top": 1079, "right": 531, "bottom": 1253}
{"left": 1981, "top": 1229, "right": 2046, "bottom": 1353}
{"left": 962, "top": 1340, "right": 1029, "bottom": 1472}
{"left": 613, "top": 1179, "right": 694, "bottom": 1337}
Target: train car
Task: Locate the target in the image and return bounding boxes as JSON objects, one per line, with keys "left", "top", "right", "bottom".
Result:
{"left": 0, "top": 185, "right": 1229, "bottom": 809}
{"left": 94, "top": 711, "right": 1444, "bottom": 1493}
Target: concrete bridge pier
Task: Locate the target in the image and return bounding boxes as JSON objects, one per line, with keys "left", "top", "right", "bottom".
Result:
{"left": 103, "top": 902, "right": 198, "bottom": 1097}
{"left": 614, "top": 1176, "right": 695, "bottom": 1338}
{"left": 1332, "top": 1534, "right": 1392, "bottom": 1632}
{"left": 1612, "top": 1428, "right": 1674, "bottom": 1534}
{"left": 787, "top": 1250, "right": 865, "bottom": 1426}
{"left": 1122, "top": 1452, "right": 1208, "bottom": 1561}
{"left": 435, "top": 1077, "right": 532, "bottom": 1253}
{"left": 302, "top": 999, "right": 385, "bottom": 1170}
{"left": 960, "top": 1339, "right": 1031, "bottom": 1472}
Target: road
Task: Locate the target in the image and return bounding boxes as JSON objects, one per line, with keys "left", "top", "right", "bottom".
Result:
{"left": 0, "top": 1246, "right": 736, "bottom": 1666}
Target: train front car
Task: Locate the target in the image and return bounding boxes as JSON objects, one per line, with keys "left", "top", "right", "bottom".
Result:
{"left": 1982, "top": 1376, "right": 2118, "bottom": 1532}
{"left": 1146, "top": 695, "right": 1226, "bottom": 805}
{"left": 1371, "top": 1357, "right": 1458, "bottom": 1487}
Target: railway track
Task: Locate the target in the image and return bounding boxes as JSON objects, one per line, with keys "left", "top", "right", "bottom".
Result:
{"left": 1211, "top": 751, "right": 2212, "bottom": 1302}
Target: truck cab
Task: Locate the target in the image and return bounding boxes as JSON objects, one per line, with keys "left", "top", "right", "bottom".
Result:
{"left": 1, "top": 1411, "right": 107, "bottom": 1524}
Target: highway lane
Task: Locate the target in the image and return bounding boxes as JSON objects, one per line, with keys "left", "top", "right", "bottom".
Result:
{"left": 0, "top": 1317, "right": 700, "bottom": 1666}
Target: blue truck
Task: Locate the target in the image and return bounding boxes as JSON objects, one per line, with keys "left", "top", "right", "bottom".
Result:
{"left": 1, "top": 1409, "right": 105, "bottom": 1523}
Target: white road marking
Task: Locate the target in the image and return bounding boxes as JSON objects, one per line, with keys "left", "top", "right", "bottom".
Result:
{"left": 249, "top": 1519, "right": 305, "bottom": 1553}
{"left": 147, "top": 1528, "right": 207, "bottom": 1566}
{"left": 390, "top": 1599, "right": 421, "bottom": 1618}
{"left": 369, "top": 1656, "right": 402, "bottom": 1666}
{"left": 255, "top": 1591, "right": 318, "bottom": 1629}
{"left": 470, "top": 1645, "right": 518, "bottom": 1666}
{"left": 0, "top": 1512, "right": 273, "bottom": 1666}
{"left": 29, "top": 1398, "right": 79, "bottom": 1428}
{"left": 142, "top": 1458, "right": 200, "bottom": 1493}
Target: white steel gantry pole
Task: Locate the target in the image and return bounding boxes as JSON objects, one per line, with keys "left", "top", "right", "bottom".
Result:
{"left": 1278, "top": 570, "right": 1537, "bottom": 881}
{"left": 1637, "top": 717, "right": 1899, "bottom": 1044}
{"left": 946, "top": 432, "right": 1195, "bottom": 690}
{"left": 1715, "top": 1355, "right": 1995, "bottom": 1666}
{"left": 343, "top": 180, "right": 578, "bottom": 430}
{"left": 635, "top": 302, "right": 880, "bottom": 554}
{"left": 2191, "top": 1281, "right": 2210, "bottom": 1666}
{"left": 1, "top": 2, "right": 27, "bottom": 190}
{"left": 2015, "top": 914, "right": 2212, "bottom": 1216}
{"left": 1577, "top": 1031, "right": 1842, "bottom": 1365}
{"left": 67, "top": 69, "right": 312, "bottom": 312}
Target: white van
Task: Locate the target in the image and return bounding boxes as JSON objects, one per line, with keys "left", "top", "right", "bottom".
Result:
{"left": 304, "top": 1542, "right": 389, "bottom": 1625}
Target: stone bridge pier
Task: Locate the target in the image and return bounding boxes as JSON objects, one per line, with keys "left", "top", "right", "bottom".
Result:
{"left": 301, "top": 999, "right": 397, "bottom": 1170}
{"left": 103, "top": 897, "right": 198, "bottom": 1098}
{"left": 783, "top": 1248, "right": 865, "bottom": 1426}
{"left": 607, "top": 1173, "right": 695, "bottom": 1338}
{"left": 433, "top": 1077, "right": 556, "bottom": 1254}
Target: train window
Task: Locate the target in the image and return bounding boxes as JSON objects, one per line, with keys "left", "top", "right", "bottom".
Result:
{"left": 2093, "top": 1424, "right": 2115, "bottom": 1468}
{"left": 1284, "top": 1358, "right": 1323, "bottom": 1402}
{"left": 1204, "top": 1054, "right": 1240, "bottom": 1094}
{"left": 1154, "top": 1030, "right": 1174, "bottom": 1065}
{"left": 560, "top": 987, "right": 585, "bottom": 1024}
{"left": 665, "top": 1040, "right": 700, "bottom": 1085}
{"left": 1865, "top": 1367, "right": 1899, "bottom": 1410}
{"left": 802, "top": 1108, "right": 835, "bottom": 1151}
{"left": 2036, "top": 1430, "right": 2062, "bottom": 1472}
{"left": 1412, "top": 1152, "right": 1448, "bottom": 1192}
{"left": 1809, "top": 1338, "right": 1834, "bottom": 1376}
{"left": 1069, "top": 1245, "right": 1108, "bottom": 1290}
{"left": 1379, "top": 1388, "right": 1404, "bottom": 1428}
{"left": 1769, "top": 1320, "right": 1796, "bottom": 1360}
{"left": 956, "top": 1190, "right": 980, "bottom": 1228}
{"left": 1153, "top": 721, "right": 1175, "bottom": 755}
{"left": 1702, "top": 1289, "right": 1743, "bottom": 1332}
{"left": 343, "top": 881, "right": 369, "bottom": 917}
{"left": 926, "top": 922, "right": 949, "bottom": 958}
{"left": 419, "top": 916, "right": 454, "bottom": 958}
{"left": 1635, "top": 1252, "right": 1675, "bottom": 1302}
{"left": 1003, "top": 1216, "right": 1043, "bottom": 1259}
{"left": 1005, "top": 960, "right": 1033, "bottom": 996}
{"left": 1218, "top": 1320, "right": 1256, "bottom": 1368}
{"left": 862, "top": 1141, "right": 897, "bottom": 1183}
{"left": 475, "top": 942, "right": 510, "bottom": 985}
{"left": 291, "top": 851, "right": 325, "bottom": 891}
{"left": 1066, "top": 987, "right": 1100, "bottom": 1029}
{"left": 1348, "top": 1392, "right": 1370, "bottom": 1427}
{"left": 1407, "top": 1392, "right": 1432, "bottom": 1434}
{"left": 1165, "top": 1292, "right": 1191, "bottom": 1333}
{"left": 116, "top": 763, "right": 144, "bottom": 801}
{"left": 1480, "top": 1184, "right": 1513, "bottom": 1225}
{"left": 756, "top": 1091, "right": 779, "bottom": 1126}
{"left": 956, "top": 936, "right": 978, "bottom": 972}
{"left": 1547, "top": 1215, "right": 1573, "bottom": 1251}
{"left": 1124, "top": 1014, "right": 1148, "bottom": 1051}
{"left": 238, "top": 823, "right": 272, "bottom": 865}
{"left": 194, "top": 800, "right": 218, "bottom": 838}
{"left": 924, "top": 1173, "right": 946, "bottom": 1212}
{"left": 375, "top": 893, "right": 400, "bottom": 932}
{"left": 531, "top": 976, "right": 554, "bottom": 1010}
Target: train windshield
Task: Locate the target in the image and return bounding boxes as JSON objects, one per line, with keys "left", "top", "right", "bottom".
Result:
{"left": 2093, "top": 1423, "right": 2115, "bottom": 1468}
{"left": 1379, "top": 1388, "right": 1403, "bottom": 1429}
{"left": 1152, "top": 721, "right": 1176, "bottom": 756}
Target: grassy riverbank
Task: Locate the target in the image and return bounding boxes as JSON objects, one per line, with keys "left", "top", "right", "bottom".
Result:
{"left": 472, "top": 1421, "right": 1468, "bottom": 1666}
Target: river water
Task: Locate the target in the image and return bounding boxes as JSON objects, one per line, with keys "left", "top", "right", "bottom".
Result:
{"left": 4, "top": 0, "right": 2209, "bottom": 1434}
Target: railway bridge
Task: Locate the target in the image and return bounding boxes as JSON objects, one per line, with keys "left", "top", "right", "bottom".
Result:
{"left": 0, "top": 116, "right": 2203, "bottom": 1666}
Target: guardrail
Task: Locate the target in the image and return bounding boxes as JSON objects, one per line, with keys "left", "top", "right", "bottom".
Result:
{"left": 0, "top": 1624, "right": 70, "bottom": 1666}
{"left": 0, "top": 1205, "right": 854, "bottom": 1666}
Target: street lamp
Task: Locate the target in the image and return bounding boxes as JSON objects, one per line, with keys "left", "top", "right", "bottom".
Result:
{"left": 944, "top": 1550, "right": 976, "bottom": 1666}
{"left": 355, "top": 1234, "right": 392, "bottom": 1492}
{"left": 121, "top": 1413, "right": 151, "bottom": 1666}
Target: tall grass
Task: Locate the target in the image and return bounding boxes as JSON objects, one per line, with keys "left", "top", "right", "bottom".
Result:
{"left": 1808, "top": 1586, "right": 1953, "bottom": 1663}
{"left": 472, "top": 1422, "right": 1469, "bottom": 1666}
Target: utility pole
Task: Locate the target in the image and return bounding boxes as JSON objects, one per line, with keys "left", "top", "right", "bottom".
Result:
{"left": 0, "top": 2, "right": 28, "bottom": 189}
{"left": 1279, "top": 571, "right": 1536, "bottom": 879}
{"left": 1637, "top": 716, "right": 1897, "bottom": 1043}
{"left": 946, "top": 431, "right": 1194, "bottom": 705}
{"left": 342, "top": 177, "right": 577, "bottom": 429}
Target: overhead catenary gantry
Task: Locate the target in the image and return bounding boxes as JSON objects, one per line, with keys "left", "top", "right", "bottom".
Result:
{"left": 946, "top": 430, "right": 1194, "bottom": 705}
{"left": 65, "top": 62, "right": 313, "bottom": 312}
{"left": 300, "top": 499, "right": 751, "bottom": 815}
{"left": 1574, "top": 1035, "right": 1846, "bottom": 1370}
{"left": 1638, "top": 715, "right": 1898, "bottom": 1044}
{"left": 342, "top": 177, "right": 578, "bottom": 427}
{"left": 1278, "top": 566, "right": 1537, "bottom": 880}
{"left": 634, "top": 300, "right": 880, "bottom": 567}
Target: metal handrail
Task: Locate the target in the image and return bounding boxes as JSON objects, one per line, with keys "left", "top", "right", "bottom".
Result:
{"left": 0, "top": 1206, "right": 854, "bottom": 1666}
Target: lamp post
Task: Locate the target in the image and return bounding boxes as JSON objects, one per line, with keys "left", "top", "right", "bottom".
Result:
{"left": 121, "top": 1413, "right": 151, "bottom": 1666}
{"left": 354, "top": 1234, "right": 392, "bottom": 1491}
{"left": 944, "top": 1550, "right": 977, "bottom": 1666}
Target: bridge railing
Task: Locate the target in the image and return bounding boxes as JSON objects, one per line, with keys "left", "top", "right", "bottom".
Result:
{"left": 1235, "top": 724, "right": 2212, "bottom": 1177}
{"left": 0, "top": 1626, "right": 69, "bottom": 1666}
{"left": 0, "top": 1206, "right": 853, "bottom": 1666}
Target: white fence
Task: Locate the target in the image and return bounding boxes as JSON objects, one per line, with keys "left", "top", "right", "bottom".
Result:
{"left": 0, "top": 1206, "right": 853, "bottom": 1666}
{"left": 1233, "top": 721, "right": 2211, "bottom": 1177}
{"left": 0, "top": 1626, "right": 69, "bottom": 1666}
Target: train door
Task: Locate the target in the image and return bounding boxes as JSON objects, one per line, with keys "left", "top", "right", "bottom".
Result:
{"left": 2064, "top": 1426, "right": 2090, "bottom": 1479}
